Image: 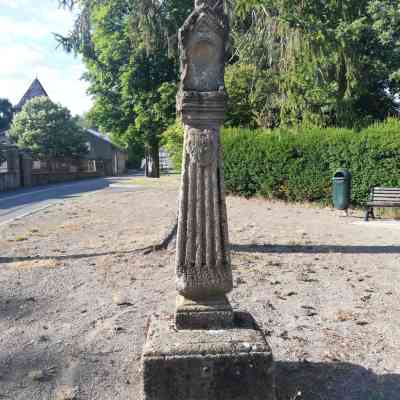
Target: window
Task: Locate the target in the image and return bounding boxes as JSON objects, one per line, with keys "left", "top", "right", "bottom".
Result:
{"left": 32, "top": 160, "right": 48, "bottom": 170}
{"left": 33, "top": 160, "right": 41, "bottom": 170}
{"left": 88, "top": 160, "right": 97, "bottom": 172}
{"left": 0, "top": 160, "right": 7, "bottom": 173}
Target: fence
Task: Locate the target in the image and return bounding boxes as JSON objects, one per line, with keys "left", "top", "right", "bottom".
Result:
{"left": 0, "top": 146, "right": 21, "bottom": 192}
{"left": 0, "top": 151, "right": 106, "bottom": 192}
{"left": 30, "top": 158, "right": 105, "bottom": 187}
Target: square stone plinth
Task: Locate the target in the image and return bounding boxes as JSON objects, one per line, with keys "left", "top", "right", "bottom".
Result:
{"left": 141, "top": 313, "right": 275, "bottom": 400}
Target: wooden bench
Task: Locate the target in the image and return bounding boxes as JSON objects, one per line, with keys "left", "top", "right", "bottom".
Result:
{"left": 365, "top": 187, "right": 400, "bottom": 221}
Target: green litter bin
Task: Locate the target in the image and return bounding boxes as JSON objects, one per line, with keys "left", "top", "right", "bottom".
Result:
{"left": 332, "top": 168, "right": 352, "bottom": 211}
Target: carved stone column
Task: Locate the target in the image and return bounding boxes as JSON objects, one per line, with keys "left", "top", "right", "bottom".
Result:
{"left": 141, "top": 2, "right": 276, "bottom": 399}
{"left": 174, "top": 1, "right": 233, "bottom": 329}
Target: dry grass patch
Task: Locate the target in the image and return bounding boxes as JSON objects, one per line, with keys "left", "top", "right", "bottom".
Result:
{"left": 336, "top": 310, "right": 355, "bottom": 322}
{"left": 10, "top": 258, "right": 62, "bottom": 270}
{"left": 14, "top": 236, "right": 28, "bottom": 242}
{"left": 122, "top": 174, "right": 180, "bottom": 188}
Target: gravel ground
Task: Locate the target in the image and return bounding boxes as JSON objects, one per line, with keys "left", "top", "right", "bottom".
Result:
{"left": 0, "top": 177, "right": 399, "bottom": 400}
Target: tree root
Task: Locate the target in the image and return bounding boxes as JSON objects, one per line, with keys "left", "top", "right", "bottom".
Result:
{"left": 142, "top": 219, "right": 178, "bottom": 255}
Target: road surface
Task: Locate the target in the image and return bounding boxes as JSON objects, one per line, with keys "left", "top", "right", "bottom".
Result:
{"left": 0, "top": 177, "right": 137, "bottom": 227}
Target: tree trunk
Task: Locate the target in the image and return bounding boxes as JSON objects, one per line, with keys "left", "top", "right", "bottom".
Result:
{"left": 145, "top": 141, "right": 160, "bottom": 178}
{"left": 336, "top": 49, "right": 348, "bottom": 125}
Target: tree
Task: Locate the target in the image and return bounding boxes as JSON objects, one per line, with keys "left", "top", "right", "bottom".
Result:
{"left": 237, "top": 0, "right": 400, "bottom": 126}
{"left": 225, "top": 63, "right": 280, "bottom": 128}
{"left": 10, "top": 97, "right": 88, "bottom": 158}
{"left": 56, "top": 0, "right": 192, "bottom": 177}
{"left": 232, "top": 0, "right": 400, "bottom": 128}
{"left": 56, "top": 0, "right": 400, "bottom": 136}
{"left": 0, "top": 98, "right": 13, "bottom": 131}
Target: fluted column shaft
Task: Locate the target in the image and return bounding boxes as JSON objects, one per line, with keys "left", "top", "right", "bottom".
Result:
{"left": 176, "top": 120, "right": 232, "bottom": 300}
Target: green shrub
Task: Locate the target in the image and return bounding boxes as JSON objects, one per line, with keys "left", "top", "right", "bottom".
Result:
{"left": 163, "top": 118, "right": 400, "bottom": 206}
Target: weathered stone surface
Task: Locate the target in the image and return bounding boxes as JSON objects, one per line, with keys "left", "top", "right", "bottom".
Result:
{"left": 175, "top": 294, "right": 234, "bottom": 330}
{"left": 175, "top": 0, "right": 232, "bottom": 317}
{"left": 179, "top": 4, "right": 227, "bottom": 92}
{"left": 142, "top": 314, "right": 275, "bottom": 400}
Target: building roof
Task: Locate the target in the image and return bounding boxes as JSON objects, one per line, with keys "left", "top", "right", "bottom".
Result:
{"left": 86, "top": 129, "right": 126, "bottom": 153}
{"left": 86, "top": 129, "right": 114, "bottom": 145}
{"left": 16, "top": 78, "right": 49, "bottom": 111}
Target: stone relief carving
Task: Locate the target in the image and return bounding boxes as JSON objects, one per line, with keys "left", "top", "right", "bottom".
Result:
{"left": 186, "top": 128, "right": 218, "bottom": 166}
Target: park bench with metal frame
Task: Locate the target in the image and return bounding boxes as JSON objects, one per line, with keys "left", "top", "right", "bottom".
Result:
{"left": 365, "top": 187, "right": 400, "bottom": 221}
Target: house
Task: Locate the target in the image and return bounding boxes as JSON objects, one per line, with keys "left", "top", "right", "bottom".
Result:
{"left": 85, "top": 129, "right": 127, "bottom": 176}
{"left": 0, "top": 80, "right": 128, "bottom": 192}
{"left": 13, "top": 79, "right": 127, "bottom": 176}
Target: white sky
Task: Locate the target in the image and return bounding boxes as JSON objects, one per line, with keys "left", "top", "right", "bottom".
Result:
{"left": 0, "top": 0, "right": 93, "bottom": 115}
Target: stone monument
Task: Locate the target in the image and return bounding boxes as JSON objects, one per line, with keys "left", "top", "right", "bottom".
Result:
{"left": 141, "top": 1, "right": 275, "bottom": 399}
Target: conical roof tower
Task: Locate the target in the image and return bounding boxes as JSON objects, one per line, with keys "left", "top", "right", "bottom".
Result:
{"left": 16, "top": 78, "right": 49, "bottom": 111}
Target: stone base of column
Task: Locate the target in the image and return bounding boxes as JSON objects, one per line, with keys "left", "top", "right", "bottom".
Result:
{"left": 175, "top": 294, "right": 234, "bottom": 330}
{"left": 141, "top": 312, "right": 276, "bottom": 400}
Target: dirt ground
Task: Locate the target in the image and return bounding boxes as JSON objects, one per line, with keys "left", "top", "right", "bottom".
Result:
{"left": 1, "top": 176, "right": 399, "bottom": 400}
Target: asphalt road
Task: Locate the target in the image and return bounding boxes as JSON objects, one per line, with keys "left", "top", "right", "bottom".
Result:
{"left": 0, "top": 178, "right": 113, "bottom": 227}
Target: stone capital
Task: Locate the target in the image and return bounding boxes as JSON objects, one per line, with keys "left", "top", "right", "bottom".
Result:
{"left": 177, "top": 90, "right": 227, "bottom": 126}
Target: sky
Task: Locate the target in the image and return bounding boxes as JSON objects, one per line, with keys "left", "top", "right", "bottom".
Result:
{"left": 0, "top": 0, "right": 92, "bottom": 116}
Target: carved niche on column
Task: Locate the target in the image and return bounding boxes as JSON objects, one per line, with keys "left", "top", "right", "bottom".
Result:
{"left": 179, "top": 3, "right": 228, "bottom": 93}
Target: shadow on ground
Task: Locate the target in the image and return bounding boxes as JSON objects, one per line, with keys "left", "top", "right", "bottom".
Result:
{"left": 276, "top": 360, "right": 399, "bottom": 400}
{"left": 0, "top": 178, "right": 111, "bottom": 211}
{"left": 1, "top": 350, "right": 398, "bottom": 400}
{"left": 0, "top": 294, "right": 37, "bottom": 321}
{"left": 231, "top": 243, "right": 400, "bottom": 254}
{"left": 0, "top": 250, "right": 137, "bottom": 264}
{"left": 2, "top": 241, "right": 399, "bottom": 265}
{"left": 0, "top": 346, "right": 62, "bottom": 399}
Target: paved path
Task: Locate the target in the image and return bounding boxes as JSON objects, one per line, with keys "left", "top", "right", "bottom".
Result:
{"left": 0, "top": 177, "right": 127, "bottom": 226}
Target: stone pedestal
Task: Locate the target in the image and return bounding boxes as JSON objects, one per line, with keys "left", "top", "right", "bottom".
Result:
{"left": 142, "top": 313, "right": 275, "bottom": 400}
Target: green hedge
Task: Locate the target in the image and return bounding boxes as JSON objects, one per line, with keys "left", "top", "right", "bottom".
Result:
{"left": 163, "top": 118, "right": 400, "bottom": 206}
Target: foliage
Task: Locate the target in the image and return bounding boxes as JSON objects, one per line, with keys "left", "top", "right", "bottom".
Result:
{"left": 225, "top": 63, "right": 280, "bottom": 128}
{"left": 10, "top": 97, "right": 88, "bottom": 158}
{"left": 163, "top": 118, "right": 400, "bottom": 206}
{"left": 74, "top": 112, "right": 97, "bottom": 130}
{"left": 161, "top": 120, "right": 184, "bottom": 170}
{"left": 57, "top": 0, "right": 192, "bottom": 176}
{"left": 232, "top": 0, "right": 400, "bottom": 128}
{"left": 0, "top": 98, "right": 13, "bottom": 131}
{"left": 224, "top": 119, "right": 400, "bottom": 205}
{"left": 57, "top": 0, "right": 400, "bottom": 155}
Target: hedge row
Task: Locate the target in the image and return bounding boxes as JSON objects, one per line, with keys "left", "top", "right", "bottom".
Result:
{"left": 163, "top": 119, "right": 400, "bottom": 206}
